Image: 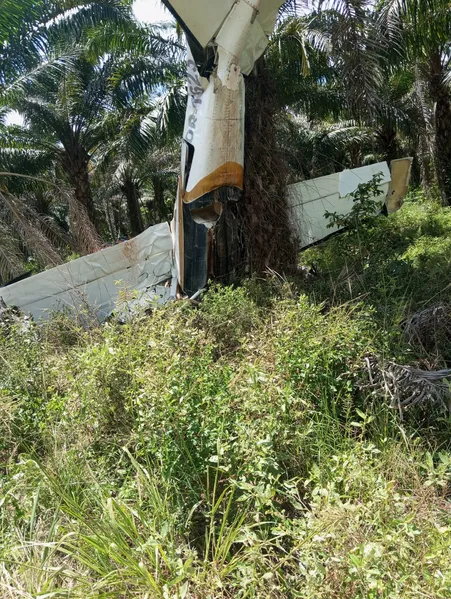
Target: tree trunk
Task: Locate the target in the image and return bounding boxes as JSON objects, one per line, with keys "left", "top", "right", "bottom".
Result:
{"left": 418, "top": 130, "right": 434, "bottom": 191}
{"left": 112, "top": 198, "right": 124, "bottom": 240}
{"left": 150, "top": 176, "right": 169, "bottom": 223}
{"left": 240, "top": 62, "right": 297, "bottom": 274}
{"left": 120, "top": 176, "right": 144, "bottom": 237}
{"left": 349, "top": 143, "right": 363, "bottom": 169}
{"left": 428, "top": 53, "right": 451, "bottom": 205}
{"left": 414, "top": 68, "right": 435, "bottom": 191}
{"left": 62, "top": 150, "right": 98, "bottom": 229}
{"left": 377, "top": 124, "right": 399, "bottom": 165}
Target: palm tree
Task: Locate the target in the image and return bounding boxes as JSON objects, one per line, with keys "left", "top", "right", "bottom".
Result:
{"left": 1, "top": 0, "right": 181, "bottom": 239}
{"left": 11, "top": 58, "right": 118, "bottom": 228}
{"left": 380, "top": 0, "right": 451, "bottom": 204}
{"left": 0, "top": 0, "right": 139, "bottom": 258}
{"left": 241, "top": 8, "right": 345, "bottom": 272}
{"left": 0, "top": 108, "right": 71, "bottom": 281}
{"left": 94, "top": 74, "right": 185, "bottom": 236}
{"left": 0, "top": 0, "right": 134, "bottom": 88}
{"left": 6, "top": 21, "right": 184, "bottom": 232}
{"left": 273, "top": 4, "right": 427, "bottom": 181}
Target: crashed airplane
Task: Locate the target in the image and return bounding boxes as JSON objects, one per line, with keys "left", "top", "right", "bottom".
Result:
{"left": 163, "top": 0, "right": 287, "bottom": 296}
{"left": 0, "top": 160, "right": 412, "bottom": 321}
{"left": 0, "top": 1, "right": 414, "bottom": 320}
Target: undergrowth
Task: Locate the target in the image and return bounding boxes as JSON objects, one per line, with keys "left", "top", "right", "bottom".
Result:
{"left": 1, "top": 192, "right": 451, "bottom": 598}
{"left": 302, "top": 192, "right": 451, "bottom": 313}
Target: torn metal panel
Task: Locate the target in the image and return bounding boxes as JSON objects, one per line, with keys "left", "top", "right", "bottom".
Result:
{"left": 338, "top": 162, "right": 391, "bottom": 198}
{"left": 182, "top": 52, "right": 245, "bottom": 204}
{"left": 172, "top": 47, "right": 245, "bottom": 296}
{"left": 0, "top": 223, "right": 174, "bottom": 321}
{"left": 287, "top": 162, "right": 392, "bottom": 248}
{"left": 386, "top": 158, "right": 413, "bottom": 213}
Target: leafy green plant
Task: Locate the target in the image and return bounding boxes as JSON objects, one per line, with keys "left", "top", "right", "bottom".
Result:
{"left": 324, "top": 173, "right": 385, "bottom": 231}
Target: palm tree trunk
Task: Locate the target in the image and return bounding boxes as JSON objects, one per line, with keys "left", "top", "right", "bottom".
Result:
{"left": 112, "top": 198, "right": 124, "bottom": 239}
{"left": 240, "top": 62, "right": 297, "bottom": 274}
{"left": 377, "top": 124, "right": 399, "bottom": 165}
{"left": 418, "top": 130, "right": 434, "bottom": 191}
{"left": 432, "top": 93, "right": 451, "bottom": 205}
{"left": 428, "top": 54, "right": 451, "bottom": 205}
{"left": 151, "top": 176, "right": 168, "bottom": 223}
{"left": 62, "top": 152, "right": 98, "bottom": 228}
{"left": 414, "top": 68, "right": 435, "bottom": 191}
{"left": 121, "top": 177, "right": 144, "bottom": 237}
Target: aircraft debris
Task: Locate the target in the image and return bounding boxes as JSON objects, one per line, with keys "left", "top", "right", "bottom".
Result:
{"left": 164, "top": 0, "right": 286, "bottom": 296}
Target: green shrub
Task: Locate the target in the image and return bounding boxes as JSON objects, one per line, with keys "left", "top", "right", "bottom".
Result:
{"left": 302, "top": 195, "right": 451, "bottom": 319}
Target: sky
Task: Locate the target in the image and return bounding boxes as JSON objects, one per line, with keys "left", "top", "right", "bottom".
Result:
{"left": 5, "top": 1, "right": 170, "bottom": 125}
{"left": 133, "top": 0, "right": 171, "bottom": 24}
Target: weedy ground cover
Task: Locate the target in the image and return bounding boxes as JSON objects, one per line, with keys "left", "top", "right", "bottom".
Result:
{"left": 1, "top": 192, "right": 451, "bottom": 598}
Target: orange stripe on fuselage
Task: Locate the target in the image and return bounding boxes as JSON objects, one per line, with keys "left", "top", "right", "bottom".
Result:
{"left": 183, "top": 162, "right": 244, "bottom": 204}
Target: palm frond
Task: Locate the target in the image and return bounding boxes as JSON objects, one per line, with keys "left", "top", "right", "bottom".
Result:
{"left": 153, "top": 80, "right": 186, "bottom": 137}
{"left": 84, "top": 21, "right": 184, "bottom": 62}
{"left": 5, "top": 54, "right": 78, "bottom": 99}
{"left": 0, "top": 191, "right": 64, "bottom": 268}
{"left": 0, "top": 220, "right": 25, "bottom": 285}
{"left": 270, "top": 16, "right": 332, "bottom": 77}
{"left": 279, "top": 0, "right": 309, "bottom": 18}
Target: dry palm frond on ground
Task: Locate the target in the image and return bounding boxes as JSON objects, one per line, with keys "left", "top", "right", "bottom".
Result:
{"left": 362, "top": 354, "right": 451, "bottom": 418}
{"left": 403, "top": 304, "right": 451, "bottom": 356}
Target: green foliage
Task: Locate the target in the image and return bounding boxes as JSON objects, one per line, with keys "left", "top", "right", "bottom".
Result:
{"left": 303, "top": 191, "right": 451, "bottom": 317}
{"left": 325, "top": 173, "right": 385, "bottom": 230}
{"left": 2, "top": 210, "right": 451, "bottom": 597}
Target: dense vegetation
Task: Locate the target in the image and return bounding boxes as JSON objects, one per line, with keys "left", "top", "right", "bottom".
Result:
{"left": 1, "top": 191, "right": 451, "bottom": 598}
{"left": 2, "top": 1, "right": 451, "bottom": 597}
